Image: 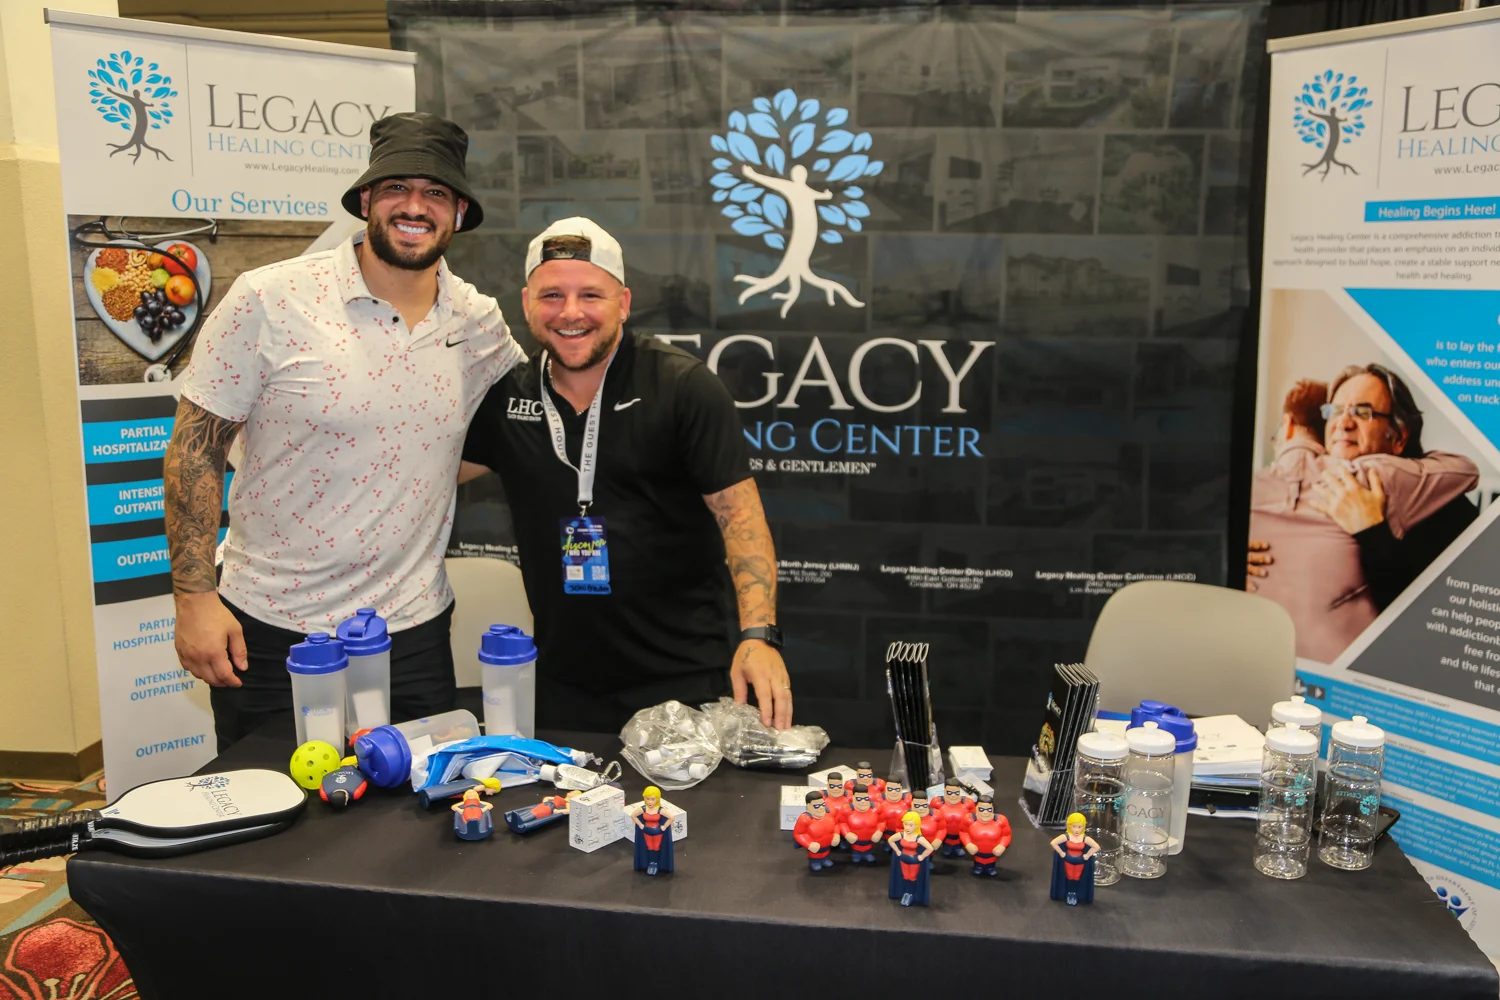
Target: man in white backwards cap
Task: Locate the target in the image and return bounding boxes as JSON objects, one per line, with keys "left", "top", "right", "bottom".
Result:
{"left": 460, "top": 218, "right": 791, "bottom": 731}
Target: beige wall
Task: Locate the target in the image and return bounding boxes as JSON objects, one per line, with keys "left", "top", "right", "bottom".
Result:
{"left": 0, "top": 0, "right": 118, "bottom": 755}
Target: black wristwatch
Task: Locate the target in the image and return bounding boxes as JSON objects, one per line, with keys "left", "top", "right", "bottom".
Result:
{"left": 739, "top": 625, "right": 784, "bottom": 649}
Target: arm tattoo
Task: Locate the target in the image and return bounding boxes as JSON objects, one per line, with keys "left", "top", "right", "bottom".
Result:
{"left": 704, "top": 479, "right": 777, "bottom": 629}
{"left": 163, "top": 398, "right": 242, "bottom": 595}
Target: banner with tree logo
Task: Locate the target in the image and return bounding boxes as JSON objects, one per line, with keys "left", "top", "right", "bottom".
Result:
{"left": 1261, "top": 8, "right": 1500, "bottom": 962}
{"left": 47, "top": 11, "right": 413, "bottom": 797}
{"left": 390, "top": 0, "right": 1264, "bottom": 750}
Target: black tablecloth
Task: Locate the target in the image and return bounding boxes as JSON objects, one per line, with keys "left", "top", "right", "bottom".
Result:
{"left": 69, "top": 726, "right": 1498, "bottom": 1000}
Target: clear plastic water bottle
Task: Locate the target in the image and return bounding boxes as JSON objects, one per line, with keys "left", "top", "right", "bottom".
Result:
{"left": 1073, "top": 730, "right": 1129, "bottom": 886}
{"left": 1120, "top": 721, "right": 1175, "bottom": 879}
{"left": 1128, "top": 700, "right": 1195, "bottom": 855}
{"left": 1255, "top": 725, "right": 1318, "bottom": 879}
{"left": 1318, "top": 715, "right": 1385, "bottom": 871}
{"left": 1270, "top": 695, "right": 1323, "bottom": 747}
{"left": 479, "top": 625, "right": 537, "bottom": 739}
{"left": 336, "top": 608, "right": 391, "bottom": 740}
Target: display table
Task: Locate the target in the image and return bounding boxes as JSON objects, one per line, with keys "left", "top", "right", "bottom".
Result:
{"left": 69, "top": 727, "right": 1497, "bottom": 999}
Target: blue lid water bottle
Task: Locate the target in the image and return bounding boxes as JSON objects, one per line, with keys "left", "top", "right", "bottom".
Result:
{"left": 336, "top": 608, "right": 391, "bottom": 740}
{"left": 286, "top": 633, "right": 347, "bottom": 748}
{"left": 479, "top": 625, "right": 537, "bottom": 738}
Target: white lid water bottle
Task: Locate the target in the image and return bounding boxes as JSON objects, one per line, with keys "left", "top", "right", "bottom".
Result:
{"left": 1318, "top": 716, "right": 1385, "bottom": 871}
{"left": 336, "top": 608, "right": 391, "bottom": 740}
{"left": 1073, "top": 731, "right": 1129, "bottom": 886}
{"left": 1121, "top": 721, "right": 1175, "bottom": 879}
{"left": 1255, "top": 725, "right": 1319, "bottom": 880}
{"left": 1270, "top": 695, "right": 1323, "bottom": 747}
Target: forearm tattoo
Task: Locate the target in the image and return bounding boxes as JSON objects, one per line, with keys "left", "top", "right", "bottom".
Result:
{"left": 163, "top": 398, "right": 241, "bottom": 595}
{"left": 704, "top": 479, "right": 777, "bottom": 629}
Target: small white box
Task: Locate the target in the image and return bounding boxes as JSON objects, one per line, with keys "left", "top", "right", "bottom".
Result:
{"left": 963, "top": 776, "right": 995, "bottom": 799}
{"left": 808, "top": 764, "right": 854, "bottom": 789}
{"left": 925, "top": 783, "right": 945, "bottom": 802}
{"left": 620, "top": 798, "right": 687, "bottom": 843}
{"left": 781, "top": 785, "right": 813, "bottom": 830}
{"left": 949, "top": 746, "right": 992, "bottom": 781}
{"left": 568, "top": 784, "right": 626, "bottom": 853}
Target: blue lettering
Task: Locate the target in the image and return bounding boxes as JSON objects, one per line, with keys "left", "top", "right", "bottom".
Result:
{"left": 767, "top": 422, "right": 796, "bottom": 452}
{"left": 933, "top": 425, "right": 954, "bottom": 457}
{"left": 743, "top": 422, "right": 763, "bottom": 450}
{"left": 846, "top": 422, "right": 868, "bottom": 455}
{"left": 810, "top": 419, "right": 841, "bottom": 454}
{"left": 958, "top": 426, "right": 982, "bottom": 457}
{"left": 870, "top": 425, "right": 900, "bottom": 455}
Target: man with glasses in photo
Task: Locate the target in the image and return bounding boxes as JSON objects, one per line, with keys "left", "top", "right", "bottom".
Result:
{"left": 1248, "top": 364, "right": 1479, "bottom": 661}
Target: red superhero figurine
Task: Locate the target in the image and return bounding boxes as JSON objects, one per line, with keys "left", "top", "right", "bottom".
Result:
{"left": 879, "top": 778, "right": 912, "bottom": 850}
{"left": 961, "top": 794, "right": 1012, "bottom": 877}
{"left": 934, "top": 778, "right": 976, "bottom": 858}
{"left": 913, "top": 797, "right": 946, "bottom": 848}
{"left": 845, "top": 761, "right": 886, "bottom": 801}
{"left": 823, "top": 772, "right": 852, "bottom": 836}
{"left": 841, "top": 782, "right": 886, "bottom": 865}
{"left": 793, "top": 790, "right": 841, "bottom": 872}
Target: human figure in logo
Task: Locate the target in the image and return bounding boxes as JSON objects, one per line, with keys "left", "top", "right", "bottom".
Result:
{"left": 734, "top": 164, "right": 863, "bottom": 318}
{"left": 888, "top": 811, "right": 935, "bottom": 908}
{"left": 104, "top": 85, "right": 173, "bottom": 163}
{"left": 632, "top": 785, "right": 676, "bottom": 876}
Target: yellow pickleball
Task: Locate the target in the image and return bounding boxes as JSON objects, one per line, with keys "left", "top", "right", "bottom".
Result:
{"left": 289, "top": 740, "right": 343, "bottom": 790}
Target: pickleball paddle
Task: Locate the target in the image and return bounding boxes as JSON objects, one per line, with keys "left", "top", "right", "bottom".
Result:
{"left": 0, "top": 769, "right": 307, "bottom": 862}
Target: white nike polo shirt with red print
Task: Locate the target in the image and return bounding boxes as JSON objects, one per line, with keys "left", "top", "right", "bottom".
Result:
{"left": 179, "top": 235, "right": 523, "bottom": 634}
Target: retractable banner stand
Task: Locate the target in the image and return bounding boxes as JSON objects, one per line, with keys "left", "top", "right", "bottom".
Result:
{"left": 46, "top": 11, "right": 414, "bottom": 798}
{"left": 1259, "top": 8, "right": 1500, "bottom": 962}
{"left": 391, "top": 0, "right": 1266, "bottom": 750}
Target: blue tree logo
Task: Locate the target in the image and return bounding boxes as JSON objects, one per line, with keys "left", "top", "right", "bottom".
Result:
{"left": 711, "top": 89, "right": 883, "bottom": 318}
{"left": 88, "top": 50, "right": 177, "bottom": 164}
{"left": 1294, "top": 70, "right": 1369, "bottom": 180}
{"left": 184, "top": 775, "right": 230, "bottom": 791}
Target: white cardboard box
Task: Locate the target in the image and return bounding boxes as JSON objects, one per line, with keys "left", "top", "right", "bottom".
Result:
{"left": 619, "top": 798, "right": 687, "bottom": 843}
{"left": 949, "top": 745, "right": 992, "bottom": 781}
{"left": 781, "top": 785, "right": 812, "bottom": 830}
{"left": 807, "top": 764, "right": 854, "bottom": 789}
{"left": 568, "top": 784, "right": 626, "bottom": 853}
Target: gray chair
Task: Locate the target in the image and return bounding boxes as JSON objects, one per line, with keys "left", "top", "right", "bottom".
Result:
{"left": 1084, "top": 580, "right": 1296, "bottom": 725}
{"left": 445, "top": 556, "right": 534, "bottom": 689}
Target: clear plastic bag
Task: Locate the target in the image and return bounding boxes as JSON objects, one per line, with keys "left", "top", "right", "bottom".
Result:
{"left": 619, "top": 701, "right": 723, "bottom": 790}
{"left": 700, "top": 696, "right": 830, "bottom": 769}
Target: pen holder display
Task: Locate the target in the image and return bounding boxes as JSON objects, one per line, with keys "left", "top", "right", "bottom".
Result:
{"left": 889, "top": 736, "right": 945, "bottom": 796}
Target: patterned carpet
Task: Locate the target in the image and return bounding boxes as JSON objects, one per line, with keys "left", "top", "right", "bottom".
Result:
{"left": 0, "top": 773, "right": 136, "bottom": 999}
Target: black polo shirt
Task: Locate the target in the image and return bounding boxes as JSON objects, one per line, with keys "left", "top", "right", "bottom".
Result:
{"left": 462, "top": 330, "right": 750, "bottom": 728}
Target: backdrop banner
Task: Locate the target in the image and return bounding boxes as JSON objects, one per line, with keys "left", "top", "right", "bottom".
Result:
{"left": 47, "top": 11, "right": 413, "bottom": 797}
{"left": 1259, "top": 8, "right": 1500, "bottom": 962}
{"left": 390, "top": 0, "right": 1265, "bottom": 749}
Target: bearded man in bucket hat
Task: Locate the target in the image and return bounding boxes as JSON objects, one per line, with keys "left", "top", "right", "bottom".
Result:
{"left": 166, "top": 112, "right": 525, "bottom": 750}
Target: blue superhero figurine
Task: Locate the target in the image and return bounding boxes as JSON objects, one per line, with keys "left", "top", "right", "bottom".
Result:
{"left": 631, "top": 786, "right": 676, "bottom": 876}
{"left": 1049, "top": 812, "right": 1100, "bottom": 905}
{"left": 887, "top": 810, "right": 935, "bottom": 907}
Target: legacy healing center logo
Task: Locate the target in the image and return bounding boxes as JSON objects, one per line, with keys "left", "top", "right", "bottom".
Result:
{"left": 711, "top": 89, "right": 884, "bottom": 318}
{"left": 87, "top": 49, "right": 179, "bottom": 164}
{"left": 1430, "top": 875, "right": 1478, "bottom": 932}
{"left": 1294, "top": 70, "right": 1371, "bottom": 180}
{"left": 183, "top": 775, "right": 230, "bottom": 791}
